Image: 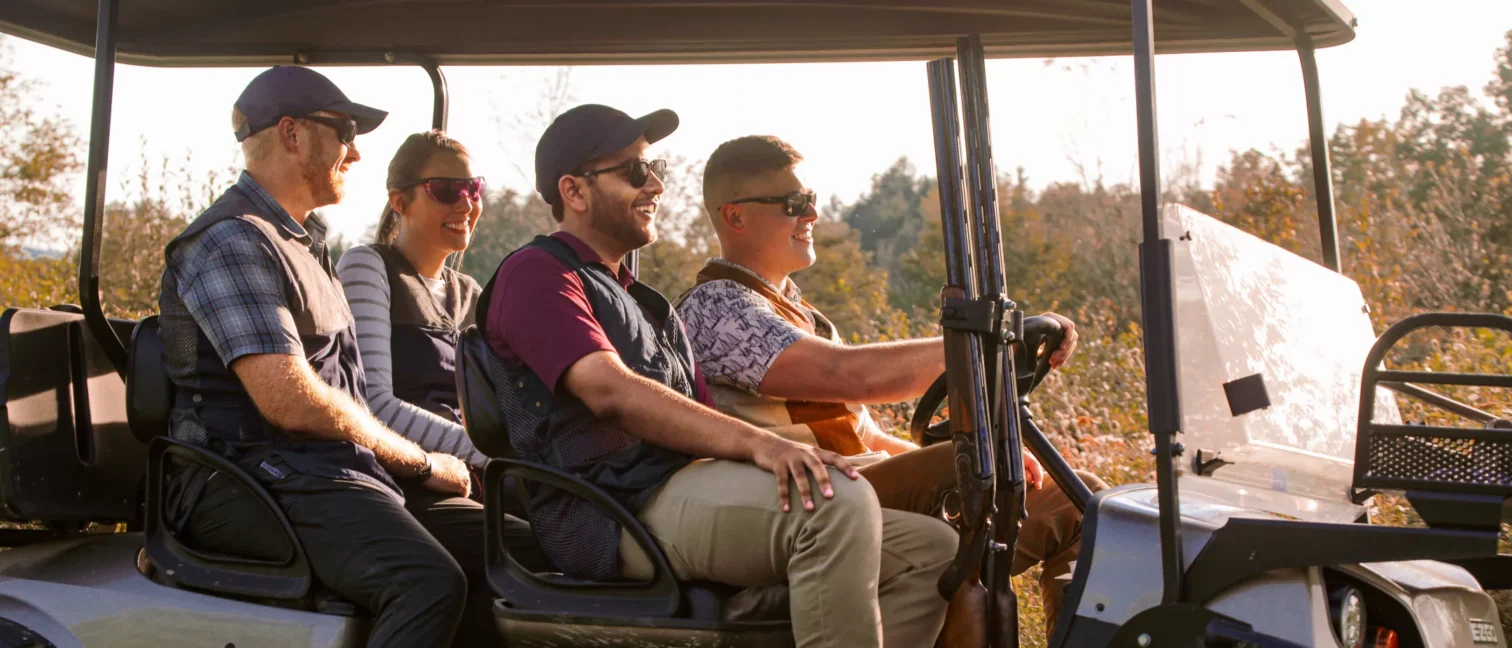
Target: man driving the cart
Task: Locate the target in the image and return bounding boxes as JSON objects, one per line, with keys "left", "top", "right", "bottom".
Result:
{"left": 676, "top": 134, "right": 1109, "bottom": 638}
{"left": 481, "top": 103, "right": 961, "bottom": 648}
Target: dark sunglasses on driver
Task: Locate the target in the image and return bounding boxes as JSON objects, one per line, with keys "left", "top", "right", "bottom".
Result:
{"left": 403, "top": 177, "right": 486, "bottom": 204}
{"left": 575, "top": 158, "right": 668, "bottom": 189}
{"left": 727, "top": 190, "right": 818, "bottom": 217}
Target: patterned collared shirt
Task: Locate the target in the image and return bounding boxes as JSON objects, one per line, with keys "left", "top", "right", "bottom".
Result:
{"left": 676, "top": 258, "right": 810, "bottom": 394}
{"left": 164, "top": 171, "right": 331, "bottom": 367}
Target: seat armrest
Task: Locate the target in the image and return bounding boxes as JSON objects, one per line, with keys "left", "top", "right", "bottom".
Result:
{"left": 485, "top": 457, "right": 682, "bottom": 618}
{"left": 144, "top": 436, "right": 312, "bottom": 601}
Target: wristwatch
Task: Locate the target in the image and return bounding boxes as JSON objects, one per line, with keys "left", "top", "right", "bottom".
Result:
{"left": 413, "top": 453, "right": 434, "bottom": 480}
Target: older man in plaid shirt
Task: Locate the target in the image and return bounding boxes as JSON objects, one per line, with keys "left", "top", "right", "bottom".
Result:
{"left": 157, "top": 66, "right": 534, "bottom": 648}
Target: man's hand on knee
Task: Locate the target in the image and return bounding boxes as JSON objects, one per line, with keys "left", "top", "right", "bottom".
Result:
{"left": 750, "top": 435, "right": 859, "bottom": 513}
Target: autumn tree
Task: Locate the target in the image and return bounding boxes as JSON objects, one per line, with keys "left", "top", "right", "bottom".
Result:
{"left": 0, "top": 35, "right": 233, "bottom": 318}
{"left": 794, "top": 221, "right": 915, "bottom": 342}
{"left": 633, "top": 157, "right": 718, "bottom": 300}
{"left": 91, "top": 150, "right": 236, "bottom": 319}
{"left": 0, "top": 37, "right": 77, "bottom": 309}
{"left": 0, "top": 38, "right": 81, "bottom": 247}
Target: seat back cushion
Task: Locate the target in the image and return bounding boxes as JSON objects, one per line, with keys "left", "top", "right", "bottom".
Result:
{"left": 457, "top": 326, "right": 512, "bottom": 459}
{"left": 126, "top": 316, "right": 173, "bottom": 445}
{"left": 0, "top": 307, "right": 145, "bottom": 523}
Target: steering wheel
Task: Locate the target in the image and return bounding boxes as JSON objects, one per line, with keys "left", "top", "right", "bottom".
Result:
{"left": 908, "top": 315, "right": 1065, "bottom": 447}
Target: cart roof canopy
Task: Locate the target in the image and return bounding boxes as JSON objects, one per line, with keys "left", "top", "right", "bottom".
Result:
{"left": 2, "top": 0, "right": 1355, "bottom": 67}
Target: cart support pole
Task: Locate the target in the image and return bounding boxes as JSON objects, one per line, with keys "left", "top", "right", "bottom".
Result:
{"left": 1297, "top": 33, "right": 1341, "bottom": 273}
{"left": 79, "top": 0, "right": 128, "bottom": 375}
{"left": 420, "top": 59, "right": 449, "bottom": 131}
{"left": 1131, "top": 0, "right": 1186, "bottom": 605}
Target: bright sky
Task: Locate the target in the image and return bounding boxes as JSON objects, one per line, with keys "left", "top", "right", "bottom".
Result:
{"left": 6, "top": 0, "right": 1512, "bottom": 243}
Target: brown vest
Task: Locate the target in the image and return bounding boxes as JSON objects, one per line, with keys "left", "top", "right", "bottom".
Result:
{"left": 692, "top": 261, "right": 870, "bottom": 456}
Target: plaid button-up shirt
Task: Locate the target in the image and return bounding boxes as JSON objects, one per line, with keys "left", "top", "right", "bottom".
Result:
{"left": 165, "top": 171, "right": 330, "bottom": 366}
{"left": 160, "top": 171, "right": 400, "bottom": 499}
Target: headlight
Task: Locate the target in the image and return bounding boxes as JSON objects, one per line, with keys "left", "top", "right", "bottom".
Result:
{"left": 1328, "top": 586, "right": 1368, "bottom": 648}
{"left": 0, "top": 616, "right": 57, "bottom": 648}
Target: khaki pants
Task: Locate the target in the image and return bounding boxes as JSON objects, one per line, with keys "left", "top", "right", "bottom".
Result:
{"left": 620, "top": 458, "right": 955, "bottom": 648}
{"left": 857, "top": 442, "right": 1107, "bottom": 634}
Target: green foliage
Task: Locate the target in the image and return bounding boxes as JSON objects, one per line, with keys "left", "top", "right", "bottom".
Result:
{"left": 796, "top": 221, "right": 917, "bottom": 343}
{"left": 835, "top": 157, "right": 934, "bottom": 305}
{"left": 638, "top": 213, "right": 716, "bottom": 301}
{"left": 637, "top": 157, "right": 720, "bottom": 301}
{"left": 0, "top": 248, "right": 72, "bottom": 310}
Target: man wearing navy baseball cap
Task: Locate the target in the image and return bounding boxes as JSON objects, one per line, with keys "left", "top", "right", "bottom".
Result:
{"left": 157, "top": 66, "right": 530, "bottom": 648}
{"left": 477, "top": 104, "right": 953, "bottom": 647}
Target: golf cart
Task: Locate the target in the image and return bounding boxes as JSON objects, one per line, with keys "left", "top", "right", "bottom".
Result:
{"left": 0, "top": 0, "right": 1508, "bottom": 647}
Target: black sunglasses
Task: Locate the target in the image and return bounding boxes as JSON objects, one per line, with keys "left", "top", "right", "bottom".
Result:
{"left": 728, "top": 190, "right": 818, "bottom": 217}
{"left": 300, "top": 114, "right": 359, "bottom": 145}
{"left": 404, "top": 177, "right": 486, "bottom": 204}
{"left": 575, "top": 159, "right": 668, "bottom": 189}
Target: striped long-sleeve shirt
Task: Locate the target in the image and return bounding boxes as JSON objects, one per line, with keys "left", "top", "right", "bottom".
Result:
{"left": 336, "top": 245, "right": 489, "bottom": 468}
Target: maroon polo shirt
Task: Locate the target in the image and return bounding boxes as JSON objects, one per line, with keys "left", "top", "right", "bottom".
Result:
{"left": 485, "top": 231, "right": 714, "bottom": 407}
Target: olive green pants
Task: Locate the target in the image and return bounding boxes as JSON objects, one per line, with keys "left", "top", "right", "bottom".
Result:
{"left": 620, "top": 458, "right": 956, "bottom": 648}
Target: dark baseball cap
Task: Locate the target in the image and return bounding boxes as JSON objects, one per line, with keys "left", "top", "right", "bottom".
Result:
{"left": 535, "top": 104, "right": 679, "bottom": 205}
{"left": 233, "top": 66, "right": 388, "bottom": 142}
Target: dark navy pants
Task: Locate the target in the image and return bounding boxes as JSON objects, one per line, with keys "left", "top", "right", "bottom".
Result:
{"left": 179, "top": 455, "right": 545, "bottom": 648}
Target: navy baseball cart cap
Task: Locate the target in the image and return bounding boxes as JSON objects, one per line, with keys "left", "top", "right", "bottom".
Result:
{"left": 233, "top": 66, "right": 388, "bottom": 142}
{"left": 535, "top": 104, "right": 679, "bottom": 205}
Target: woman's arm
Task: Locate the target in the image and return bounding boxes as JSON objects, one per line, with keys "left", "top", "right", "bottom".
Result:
{"left": 336, "top": 246, "right": 489, "bottom": 468}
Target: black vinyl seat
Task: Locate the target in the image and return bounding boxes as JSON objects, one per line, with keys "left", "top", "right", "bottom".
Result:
{"left": 0, "top": 307, "right": 144, "bottom": 538}
{"left": 455, "top": 326, "right": 794, "bottom": 647}
{"left": 126, "top": 316, "right": 356, "bottom": 614}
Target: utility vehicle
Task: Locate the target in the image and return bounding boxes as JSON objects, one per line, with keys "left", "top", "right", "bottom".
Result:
{"left": 0, "top": 1, "right": 1508, "bottom": 647}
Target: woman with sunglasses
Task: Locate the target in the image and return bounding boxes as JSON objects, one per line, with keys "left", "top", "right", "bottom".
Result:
{"left": 337, "top": 130, "right": 489, "bottom": 470}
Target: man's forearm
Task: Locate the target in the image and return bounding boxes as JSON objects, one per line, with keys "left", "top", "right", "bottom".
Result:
{"left": 235, "top": 353, "right": 430, "bottom": 478}
{"left": 605, "top": 373, "right": 776, "bottom": 460}
{"left": 841, "top": 337, "right": 945, "bottom": 403}
{"left": 764, "top": 336, "right": 945, "bottom": 404}
{"left": 288, "top": 384, "right": 431, "bottom": 477}
{"left": 570, "top": 355, "right": 776, "bottom": 461}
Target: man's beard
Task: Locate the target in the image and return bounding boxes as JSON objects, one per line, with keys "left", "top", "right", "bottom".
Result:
{"left": 301, "top": 138, "right": 344, "bottom": 207}
{"left": 588, "top": 188, "right": 656, "bottom": 251}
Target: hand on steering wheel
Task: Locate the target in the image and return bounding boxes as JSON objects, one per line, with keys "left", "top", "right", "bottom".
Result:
{"left": 1024, "top": 449, "right": 1045, "bottom": 490}
{"left": 908, "top": 314, "right": 1072, "bottom": 447}
{"left": 1039, "top": 312, "right": 1078, "bottom": 369}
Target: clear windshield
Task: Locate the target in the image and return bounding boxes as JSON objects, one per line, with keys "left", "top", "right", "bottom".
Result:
{"left": 1168, "top": 204, "right": 1399, "bottom": 516}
